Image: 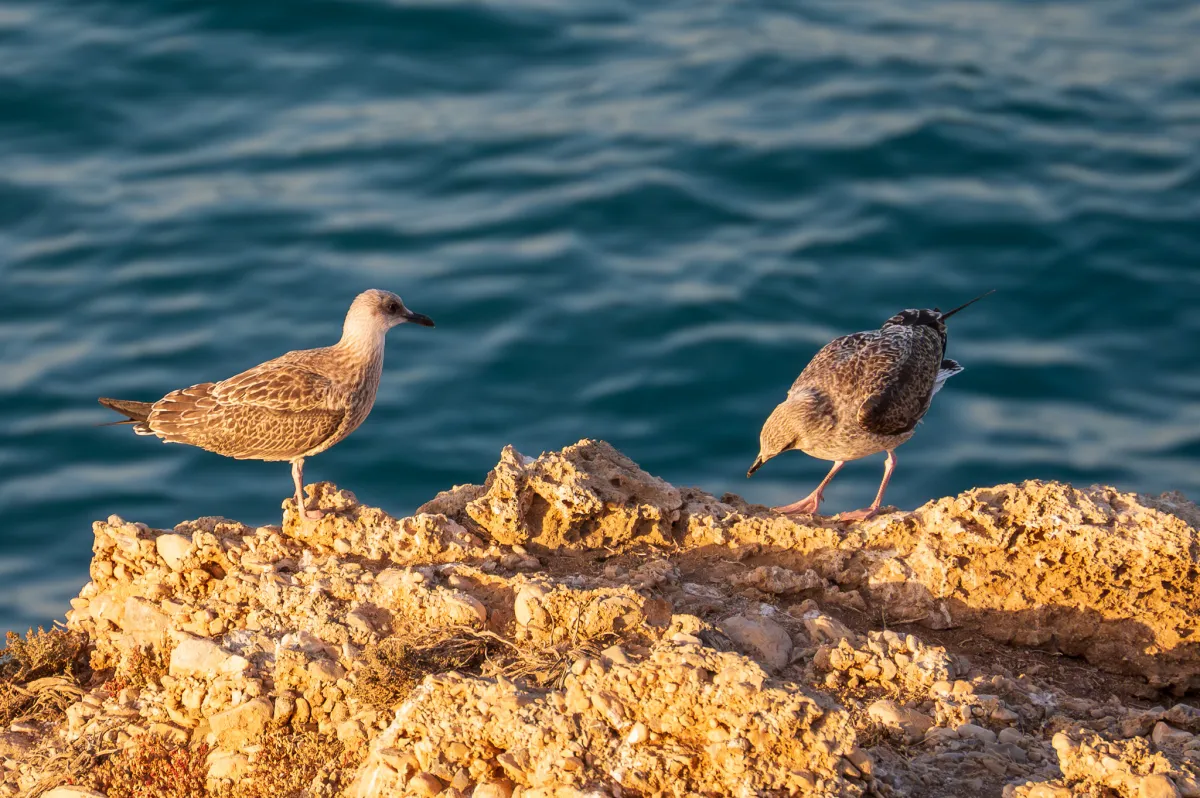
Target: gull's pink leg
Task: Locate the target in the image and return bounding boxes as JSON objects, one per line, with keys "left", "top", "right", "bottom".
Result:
{"left": 837, "top": 450, "right": 897, "bottom": 522}
{"left": 291, "top": 458, "right": 325, "bottom": 521}
{"left": 773, "top": 461, "right": 845, "bottom": 516}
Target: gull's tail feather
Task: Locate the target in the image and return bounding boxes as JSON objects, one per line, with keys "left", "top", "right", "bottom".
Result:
{"left": 931, "top": 358, "right": 964, "bottom": 397}
{"left": 98, "top": 397, "right": 155, "bottom": 435}
{"left": 99, "top": 397, "right": 152, "bottom": 420}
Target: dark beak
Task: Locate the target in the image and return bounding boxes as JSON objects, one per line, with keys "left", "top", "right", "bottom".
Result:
{"left": 404, "top": 310, "right": 435, "bottom": 327}
{"left": 747, "top": 457, "right": 765, "bottom": 478}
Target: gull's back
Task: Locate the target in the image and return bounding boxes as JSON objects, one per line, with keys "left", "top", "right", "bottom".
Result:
{"left": 788, "top": 312, "right": 946, "bottom": 460}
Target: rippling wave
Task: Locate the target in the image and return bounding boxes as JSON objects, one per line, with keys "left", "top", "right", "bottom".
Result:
{"left": 1, "top": 0, "right": 1198, "bottom": 630}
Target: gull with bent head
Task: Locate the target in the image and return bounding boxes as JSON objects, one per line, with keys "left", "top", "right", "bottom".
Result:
{"left": 747, "top": 291, "right": 992, "bottom": 521}
{"left": 99, "top": 289, "right": 434, "bottom": 520}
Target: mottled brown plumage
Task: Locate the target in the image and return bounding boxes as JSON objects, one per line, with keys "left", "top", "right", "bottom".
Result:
{"left": 748, "top": 291, "right": 992, "bottom": 521}
{"left": 100, "top": 289, "right": 434, "bottom": 519}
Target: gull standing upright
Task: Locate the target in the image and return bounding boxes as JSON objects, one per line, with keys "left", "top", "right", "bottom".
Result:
{"left": 99, "top": 289, "right": 435, "bottom": 520}
{"left": 746, "top": 291, "right": 993, "bottom": 521}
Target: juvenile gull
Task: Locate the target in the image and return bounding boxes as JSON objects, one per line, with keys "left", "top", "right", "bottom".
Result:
{"left": 747, "top": 290, "right": 993, "bottom": 521}
{"left": 99, "top": 289, "right": 434, "bottom": 520}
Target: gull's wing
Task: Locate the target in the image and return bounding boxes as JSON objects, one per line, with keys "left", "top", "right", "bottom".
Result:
{"left": 854, "top": 325, "right": 943, "bottom": 437}
{"left": 147, "top": 360, "right": 344, "bottom": 460}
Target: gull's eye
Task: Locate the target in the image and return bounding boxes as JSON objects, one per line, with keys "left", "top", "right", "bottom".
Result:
{"left": 385, "top": 300, "right": 399, "bottom": 314}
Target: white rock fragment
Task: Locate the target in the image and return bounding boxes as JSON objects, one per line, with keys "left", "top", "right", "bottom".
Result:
{"left": 514, "top": 584, "right": 550, "bottom": 628}
{"left": 720, "top": 614, "right": 793, "bottom": 672}
{"left": 1153, "top": 722, "right": 1195, "bottom": 747}
{"left": 207, "top": 697, "right": 272, "bottom": 747}
{"left": 155, "top": 533, "right": 195, "bottom": 571}
{"left": 957, "top": 723, "right": 998, "bottom": 745}
{"left": 309, "top": 658, "right": 347, "bottom": 683}
{"left": 868, "top": 700, "right": 935, "bottom": 742}
{"left": 122, "top": 597, "right": 169, "bottom": 647}
{"left": 170, "top": 636, "right": 250, "bottom": 678}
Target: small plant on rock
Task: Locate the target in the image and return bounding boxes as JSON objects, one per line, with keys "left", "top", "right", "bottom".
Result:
{"left": 85, "top": 734, "right": 210, "bottom": 798}
{"left": 214, "top": 724, "right": 359, "bottom": 798}
{"left": 106, "top": 643, "right": 172, "bottom": 695}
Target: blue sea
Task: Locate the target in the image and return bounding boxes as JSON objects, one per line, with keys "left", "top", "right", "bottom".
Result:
{"left": 2, "top": 0, "right": 1198, "bottom": 633}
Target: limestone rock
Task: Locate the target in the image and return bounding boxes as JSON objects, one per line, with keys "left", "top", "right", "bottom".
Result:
{"left": 1046, "top": 729, "right": 1196, "bottom": 798}
{"left": 208, "top": 698, "right": 272, "bottom": 747}
{"left": 868, "top": 700, "right": 934, "bottom": 742}
{"left": 958, "top": 723, "right": 998, "bottom": 745}
{"left": 1153, "top": 722, "right": 1195, "bottom": 747}
{"left": 169, "top": 636, "right": 249, "bottom": 678}
{"left": 155, "top": 532, "right": 195, "bottom": 571}
{"left": 10, "top": 440, "right": 1198, "bottom": 798}
{"left": 350, "top": 642, "right": 864, "bottom": 797}
{"left": 1141, "top": 774, "right": 1181, "bottom": 798}
{"left": 719, "top": 613, "right": 793, "bottom": 672}
{"left": 514, "top": 584, "right": 549, "bottom": 628}
{"left": 473, "top": 782, "right": 515, "bottom": 798}
{"left": 122, "top": 597, "right": 169, "bottom": 648}
{"left": 728, "top": 565, "right": 826, "bottom": 595}
{"left": 858, "top": 482, "right": 1200, "bottom": 690}
{"left": 407, "top": 772, "right": 444, "bottom": 796}
{"left": 454, "top": 440, "right": 683, "bottom": 550}
{"left": 208, "top": 751, "right": 250, "bottom": 780}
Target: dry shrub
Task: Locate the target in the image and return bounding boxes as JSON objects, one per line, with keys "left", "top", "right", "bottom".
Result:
{"left": 84, "top": 735, "right": 210, "bottom": 798}
{"left": 1, "top": 627, "right": 89, "bottom": 682}
{"left": 215, "top": 725, "right": 361, "bottom": 798}
{"left": 353, "top": 630, "right": 492, "bottom": 711}
{"left": 354, "top": 602, "right": 625, "bottom": 711}
{"left": 497, "top": 627, "right": 620, "bottom": 690}
{"left": 0, "top": 677, "right": 86, "bottom": 729}
{"left": 18, "top": 714, "right": 126, "bottom": 798}
{"left": 0, "top": 627, "right": 90, "bottom": 727}
{"left": 495, "top": 591, "right": 628, "bottom": 688}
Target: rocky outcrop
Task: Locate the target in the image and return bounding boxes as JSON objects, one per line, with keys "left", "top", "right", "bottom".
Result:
{"left": 1, "top": 439, "right": 1198, "bottom": 797}
{"left": 670, "top": 480, "right": 1200, "bottom": 693}
{"left": 864, "top": 484, "right": 1199, "bottom": 692}
{"left": 415, "top": 442, "right": 683, "bottom": 551}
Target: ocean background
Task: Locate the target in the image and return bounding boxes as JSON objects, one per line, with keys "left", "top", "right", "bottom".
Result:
{"left": 1, "top": 0, "right": 1198, "bottom": 633}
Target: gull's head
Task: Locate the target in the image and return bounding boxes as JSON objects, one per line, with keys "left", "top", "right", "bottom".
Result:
{"left": 748, "top": 412, "right": 791, "bottom": 477}
{"left": 341, "top": 289, "right": 434, "bottom": 347}
{"left": 347, "top": 289, "right": 435, "bottom": 332}
{"left": 747, "top": 400, "right": 808, "bottom": 477}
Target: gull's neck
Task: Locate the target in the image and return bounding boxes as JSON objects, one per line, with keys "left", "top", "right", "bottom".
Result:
{"left": 335, "top": 316, "right": 388, "bottom": 362}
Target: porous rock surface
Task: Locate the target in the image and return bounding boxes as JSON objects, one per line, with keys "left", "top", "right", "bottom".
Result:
{"left": 2, "top": 438, "right": 1198, "bottom": 797}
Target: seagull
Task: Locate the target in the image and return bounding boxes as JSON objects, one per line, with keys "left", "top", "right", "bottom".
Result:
{"left": 747, "top": 291, "right": 993, "bottom": 521}
{"left": 99, "top": 289, "right": 434, "bottom": 520}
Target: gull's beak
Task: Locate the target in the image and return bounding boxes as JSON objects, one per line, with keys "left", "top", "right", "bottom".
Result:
{"left": 404, "top": 310, "right": 436, "bottom": 327}
{"left": 747, "top": 457, "right": 765, "bottom": 478}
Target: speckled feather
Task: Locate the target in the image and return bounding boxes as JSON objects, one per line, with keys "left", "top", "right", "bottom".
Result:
{"left": 144, "top": 346, "right": 381, "bottom": 461}
{"left": 760, "top": 306, "right": 960, "bottom": 463}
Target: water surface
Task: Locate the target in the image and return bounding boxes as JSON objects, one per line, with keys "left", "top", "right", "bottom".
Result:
{"left": 2, "top": 0, "right": 1199, "bottom": 631}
